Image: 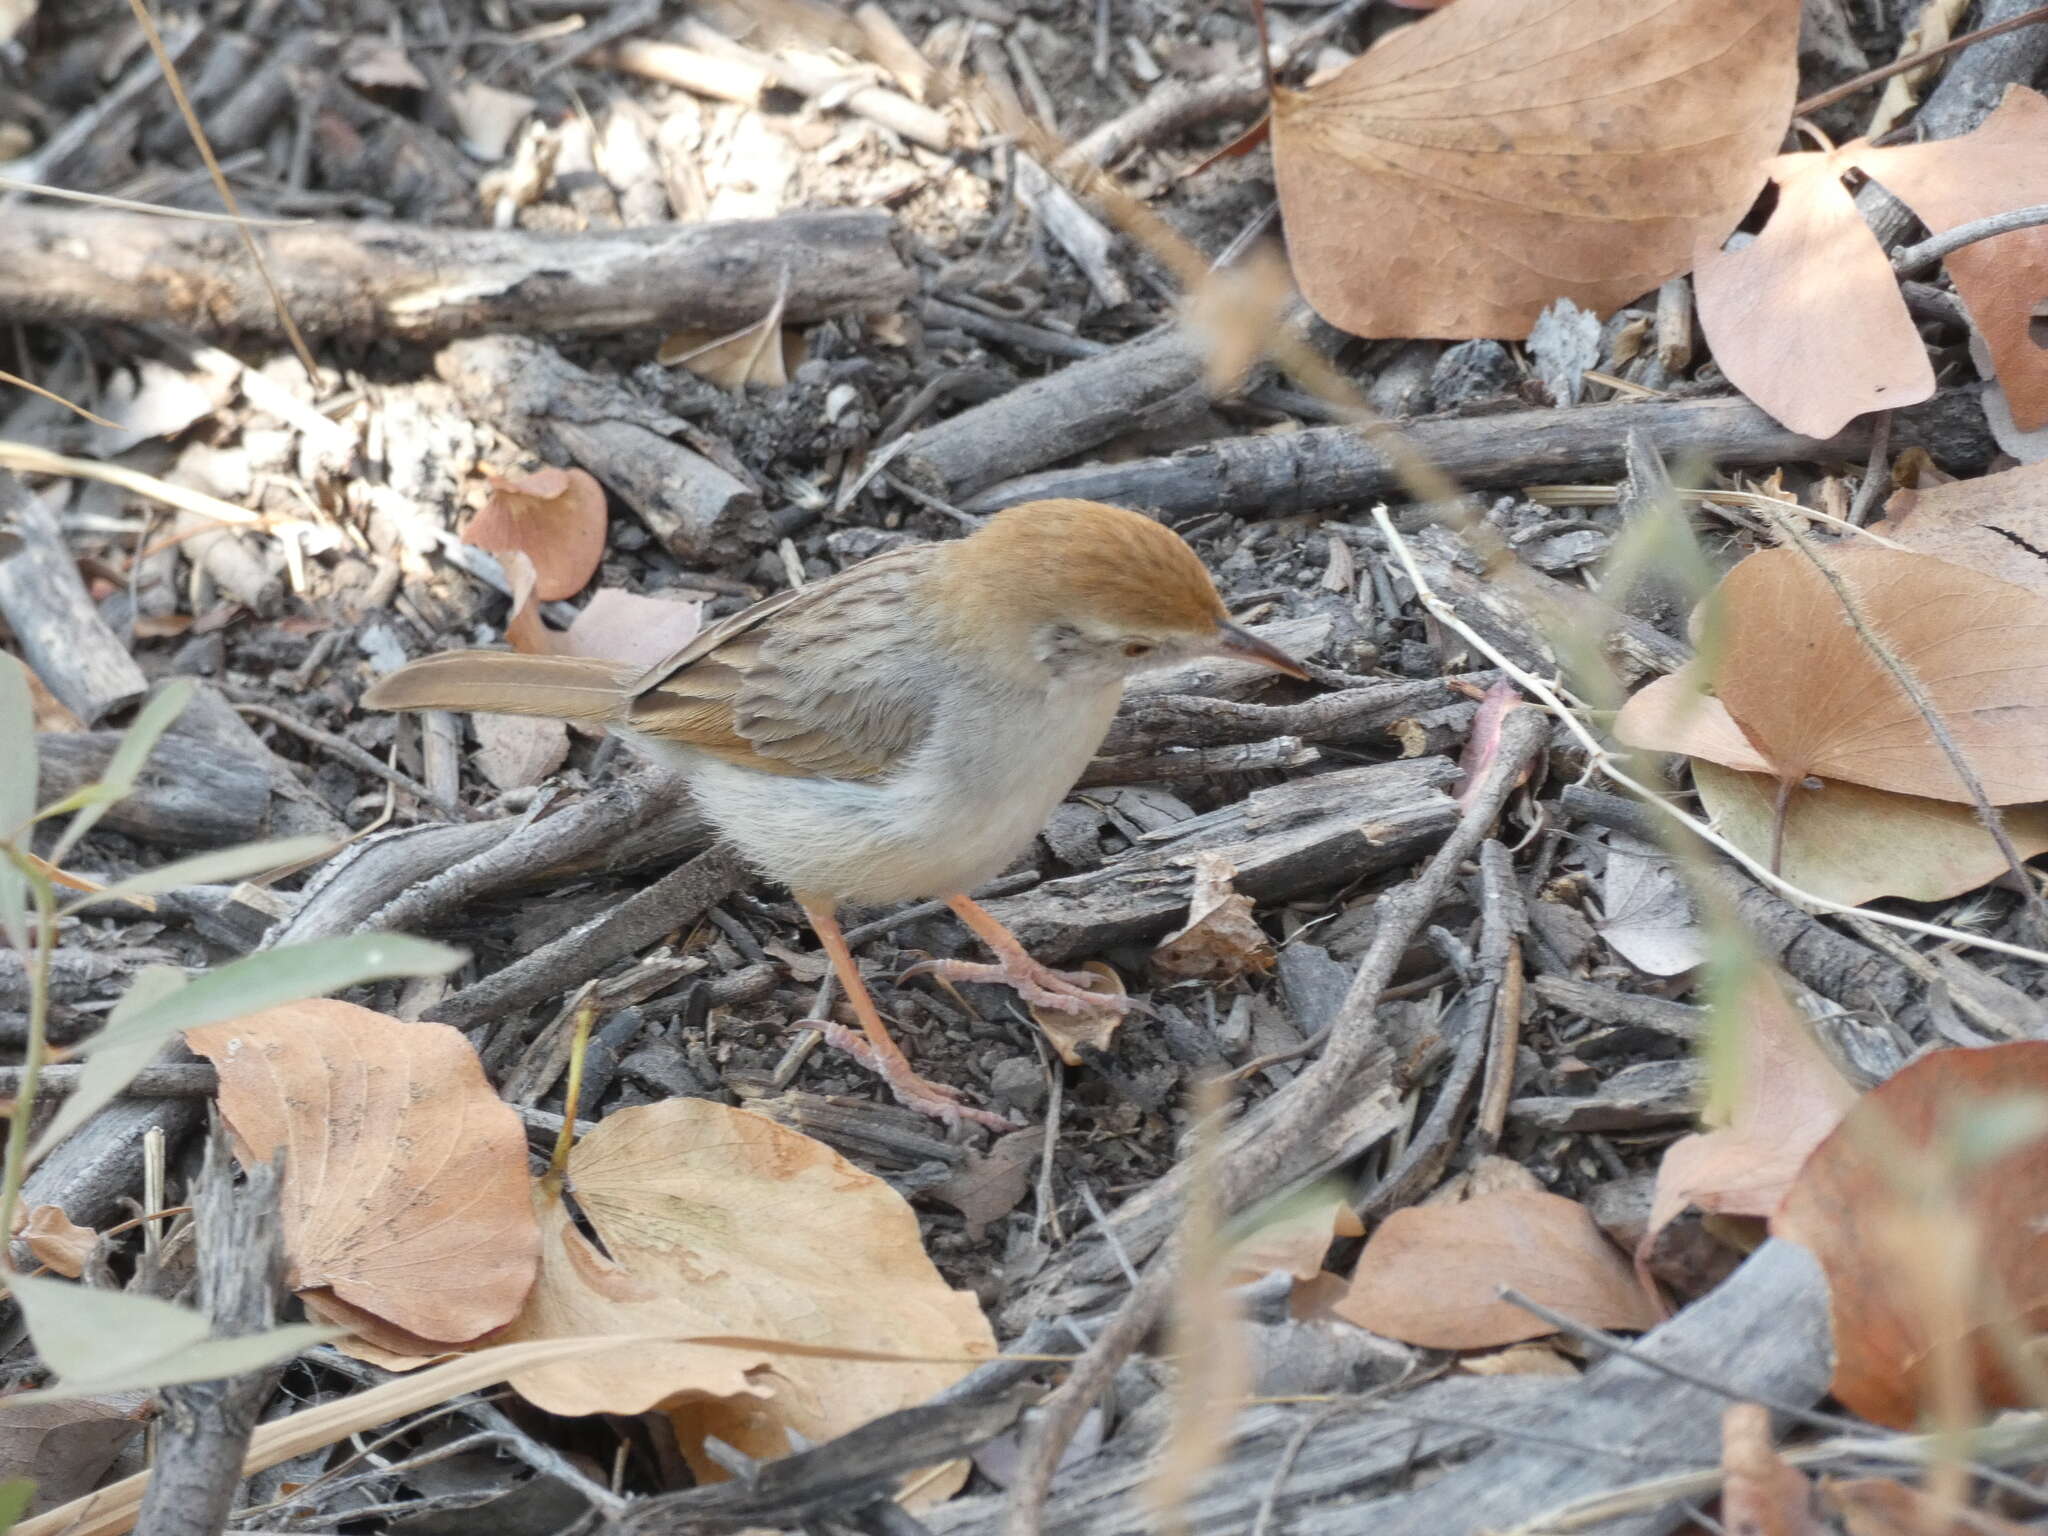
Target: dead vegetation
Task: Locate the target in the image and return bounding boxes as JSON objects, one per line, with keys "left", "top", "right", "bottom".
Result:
{"left": 4, "top": 0, "right": 2048, "bottom": 1533}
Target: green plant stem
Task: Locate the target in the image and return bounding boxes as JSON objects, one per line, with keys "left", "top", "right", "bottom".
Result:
{"left": 0, "top": 865, "right": 56, "bottom": 1264}
{"left": 547, "top": 994, "right": 600, "bottom": 1183}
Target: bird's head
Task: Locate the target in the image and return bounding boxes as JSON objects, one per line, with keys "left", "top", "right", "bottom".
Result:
{"left": 931, "top": 499, "right": 1309, "bottom": 687}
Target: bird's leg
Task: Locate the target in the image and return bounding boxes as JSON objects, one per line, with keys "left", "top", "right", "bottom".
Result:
{"left": 794, "top": 893, "right": 1011, "bottom": 1132}
{"left": 902, "top": 893, "right": 1133, "bottom": 1017}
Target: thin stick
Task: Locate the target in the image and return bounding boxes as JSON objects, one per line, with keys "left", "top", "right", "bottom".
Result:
{"left": 1793, "top": 2, "right": 2048, "bottom": 116}
{"left": 0, "top": 371, "right": 119, "bottom": 428}
{"left": 233, "top": 703, "right": 476, "bottom": 823}
{"left": 1370, "top": 507, "right": 2048, "bottom": 968}
{"left": 0, "top": 177, "right": 307, "bottom": 225}
{"left": 124, "top": 0, "right": 320, "bottom": 383}
{"left": 1892, "top": 201, "right": 2048, "bottom": 275}
{"left": 548, "top": 990, "right": 600, "bottom": 1181}
{"left": 0, "top": 441, "right": 259, "bottom": 524}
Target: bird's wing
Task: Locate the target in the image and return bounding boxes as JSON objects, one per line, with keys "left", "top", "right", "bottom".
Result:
{"left": 626, "top": 545, "right": 939, "bottom": 781}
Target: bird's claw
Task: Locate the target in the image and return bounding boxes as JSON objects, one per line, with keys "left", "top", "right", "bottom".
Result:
{"left": 900, "top": 958, "right": 1131, "bottom": 1016}
{"left": 806, "top": 1018, "right": 1013, "bottom": 1132}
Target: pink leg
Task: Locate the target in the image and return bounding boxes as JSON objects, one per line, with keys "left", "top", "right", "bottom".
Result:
{"left": 900, "top": 893, "right": 1132, "bottom": 1016}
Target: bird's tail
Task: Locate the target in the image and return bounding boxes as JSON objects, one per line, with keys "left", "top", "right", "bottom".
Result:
{"left": 361, "top": 650, "right": 638, "bottom": 726}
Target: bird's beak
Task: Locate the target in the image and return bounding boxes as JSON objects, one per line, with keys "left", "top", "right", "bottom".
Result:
{"left": 1214, "top": 621, "right": 1311, "bottom": 680}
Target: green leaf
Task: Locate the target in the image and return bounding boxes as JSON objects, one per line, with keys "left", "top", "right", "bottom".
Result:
{"left": 0, "top": 1476, "right": 34, "bottom": 1534}
{"left": 0, "top": 654, "right": 35, "bottom": 955}
{"left": 29, "top": 968, "right": 186, "bottom": 1166}
{"left": 61, "top": 835, "right": 337, "bottom": 915}
{"left": 81, "top": 935, "right": 464, "bottom": 1058}
{"left": 43, "top": 679, "right": 196, "bottom": 866}
{"left": 7, "top": 1273, "right": 333, "bottom": 1401}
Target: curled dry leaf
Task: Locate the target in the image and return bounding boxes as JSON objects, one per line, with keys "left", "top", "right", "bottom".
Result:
{"left": 1859, "top": 87, "right": 2048, "bottom": 432}
{"left": 462, "top": 466, "right": 608, "bottom": 602}
{"left": 1271, "top": 0, "right": 1799, "bottom": 338}
{"left": 1225, "top": 1187, "right": 1365, "bottom": 1287}
{"left": 480, "top": 1098, "right": 993, "bottom": 1492}
{"left": 1721, "top": 1403, "right": 1818, "bottom": 1536}
{"left": 1824, "top": 1476, "right": 2036, "bottom": 1536}
{"left": 1873, "top": 458, "right": 2048, "bottom": 600}
{"left": 1642, "top": 969, "right": 1856, "bottom": 1279}
{"left": 562, "top": 588, "right": 706, "bottom": 670}
{"left": 926, "top": 1127, "right": 1047, "bottom": 1241}
{"left": 1693, "top": 150, "right": 1934, "bottom": 437}
{"left": 660, "top": 317, "right": 805, "bottom": 392}
{"left": 186, "top": 1001, "right": 540, "bottom": 1348}
{"left": 0, "top": 1391, "right": 147, "bottom": 1515}
{"left": 1598, "top": 832, "right": 1706, "bottom": 977}
{"left": 17, "top": 1206, "right": 96, "bottom": 1280}
{"left": 472, "top": 712, "right": 570, "bottom": 791}
{"left": 1333, "top": 1189, "right": 1660, "bottom": 1349}
{"left": 1620, "top": 547, "right": 2048, "bottom": 805}
{"left": 1027, "top": 962, "right": 1126, "bottom": 1067}
{"left": 1151, "top": 853, "right": 1274, "bottom": 982}
{"left": 1693, "top": 761, "right": 2048, "bottom": 907}
{"left": 1772, "top": 1041, "right": 2048, "bottom": 1429}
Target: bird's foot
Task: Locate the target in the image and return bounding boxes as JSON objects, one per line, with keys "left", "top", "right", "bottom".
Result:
{"left": 902, "top": 955, "right": 1131, "bottom": 1016}
{"left": 808, "top": 1019, "right": 1013, "bottom": 1132}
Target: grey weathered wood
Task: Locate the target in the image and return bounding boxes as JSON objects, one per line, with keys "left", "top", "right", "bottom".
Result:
{"left": 134, "top": 1123, "right": 286, "bottom": 1536}
{"left": 963, "top": 388, "right": 1995, "bottom": 516}
{"left": 20, "top": 1096, "right": 203, "bottom": 1231}
{"left": 932, "top": 1240, "right": 1830, "bottom": 1536}
{"left": 897, "top": 329, "right": 1209, "bottom": 501}
{"left": 36, "top": 728, "right": 271, "bottom": 849}
{"left": 0, "top": 473, "right": 147, "bottom": 726}
{"left": 436, "top": 336, "right": 767, "bottom": 561}
{"left": 1512, "top": 1057, "right": 1703, "bottom": 1131}
{"left": 981, "top": 757, "right": 1463, "bottom": 963}
{"left": 0, "top": 208, "right": 913, "bottom": 340}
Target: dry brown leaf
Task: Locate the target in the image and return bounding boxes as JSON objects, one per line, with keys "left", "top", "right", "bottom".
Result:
{"left": 1693, "top": 150, "right": 1933, "bottom": 437}
{"left": 186, "top": 1001, "right": 540, "bottom": 1347}
{"left": 1722, "top": 1402, "right": 1818, "bottom": 1536}
{"left": 1644, "top": 969, "right": 1857, "bottom": 1262}
{"left": 462, "top": 467, "right": 607, "bottom": 602}
{"left": 1027, "top": 961, "right": 1126, "bottom": 1067}
{"left": 1333, "top": 1189, "right": 1660, "bottom": 1349}
{"left": 25, "top": 669, "right": 84, "bottom": 734}
{"left": 472, "top": 712, "right": 570, "bottom": 790}
{"left": 1703, "top": 546, "right": 2048, "bottom": 805}
{"left": 1772, "top": 1041, "right": 2048, "bottom": 1429}
{"left": 926, "top": 1127, "right": 1046, "bottom": 1241}
{"left": 562, "top": 589, "right": 707, "bottom": 670}
{"left": 18, "top": 1206, "right": 97, "bottom": 1279}
{"left": 1866, "top": 0, "right": 1972, "bottom": 137}
{"left": 659, "top": 322, "right": 805, "bottom": 392}
{"left": 1151, "top": 853, "right": 1274, "bottom": 981}
{"left": 1226, "top": 1190, "right": 1365, "bottom": 1287}
{"left": 478, "top": 1098, "right": 992, "bottom": 1491}
{"left": 0, "top": 1391, "right": 147, "bottom": 1515}
{"left": 1857, "top": 87, "right": 2048, "bottom": 432}
{"left": 1270, "top": 0, "right": 1799, "bottom": 338}
{"left": 1611, "top": 666, "right": 1774, "bottom": 776}
{"left": 1457, "top": 1342, "right": 1579, "bottom": 1377}
{"left": 1873, "top": 459, "right": 2048, "bottom": 599}
{"left": 1824, "top": 1476, "right": 2036, "bottom": 1536}
{"left": 1693, "top": 761, "right": 2048, "bottom": 907}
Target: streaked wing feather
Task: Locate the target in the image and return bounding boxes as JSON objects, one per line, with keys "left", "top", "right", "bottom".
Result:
{"left": 625, "top": 546, "right": 939, "bottom": 781}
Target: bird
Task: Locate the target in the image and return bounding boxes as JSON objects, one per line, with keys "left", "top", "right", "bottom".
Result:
{"left": 363, "top": 498, "right": 1307, "bottom": 1129}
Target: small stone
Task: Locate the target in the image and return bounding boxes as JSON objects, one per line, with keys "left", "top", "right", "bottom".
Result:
{"left": 988, "top": 1056, "right": 1046, "bottom": 1114}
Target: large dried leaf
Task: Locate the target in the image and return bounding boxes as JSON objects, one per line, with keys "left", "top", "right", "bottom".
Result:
{"left": 483, "top": 1099, "right": 993, "bottom": 1484}
{"left": 1333, "top": 1189, "right": 1660, "bottom": 1348}
{"left": 1693, "top": 151, "right": 1933, "bottom": 437}
{"left": 1872, "top": 459, "right": 2048, "bottom": 600}
{"left": 1721, "top": 1403, "right": 1818, "bottom": 1536}
{"left": 1772, "top": 1042, "right": 2048, "bottom": 1429}
{"left": 563, "top": 589, "right": 706, "bottom": 670}
{"left": 461, "top": 467, "right": 607, "bottom": 602}
{"left": 187, "top": 1001, "right": 540, "bottom": 1347}
{"left": 1645, "top": 969, "right": 1857, "bottom": 1254}
{"left": 1611, "top": 665, "right": 1773, "bottom": 776}
{"left": 0, "top": 1391, "right": 145, "bottom": 1515}
{"left": 1693, "top": 762, "right": 2048, "bottom": 906}
{"left": 1858, "top": 87, "right": 2048, "bottom": 432}
{"left": 1598, "top": 832, "right": 1705, "bottom": 976}
{"left": 1825, "top": 1477, "right": 2035, "bottom": 1536}
{"left": 1704, "top": 546, "right": 2048, "bottom": 805}
{"left": 1270, "top": 0, "right": 1799, "bottom": 338}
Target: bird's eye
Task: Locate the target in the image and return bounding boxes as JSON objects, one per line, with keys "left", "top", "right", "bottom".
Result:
{"left": 1122, "top": 641, "right": 1154, "bottom": 659}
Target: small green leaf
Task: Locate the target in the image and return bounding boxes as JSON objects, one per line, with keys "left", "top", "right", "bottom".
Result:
{"left": 45, "top": 680, "right": 196, "bottom": 866}
{"left": 29, "top": 968, "right": 186, "bottom": 1165}
{"left": 82, "top": 935, "right": 464, "bottom": 1058}
{"left": 7, "top": 1273, "right": 332, "bottom": 1401}
{"left": 0, "top": 654, "right": 35, "bottom": 954}
{"left": 61, "top": 835, "right": 337, "bottom": 915}
{"left": 0, "top": 1476, "right": 34, "bottom": 1534}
